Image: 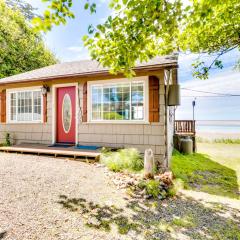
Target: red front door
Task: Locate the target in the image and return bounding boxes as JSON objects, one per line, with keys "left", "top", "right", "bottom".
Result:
{"left": 56, "top": 86, "right": 76, "bottom": 143}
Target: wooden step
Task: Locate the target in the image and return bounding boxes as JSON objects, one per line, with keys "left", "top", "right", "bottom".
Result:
{"left": 0, "top": 145, "right": 100, "bottom": 160}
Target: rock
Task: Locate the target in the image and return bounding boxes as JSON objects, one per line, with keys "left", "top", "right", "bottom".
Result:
{"left": 144, "top": 194, "right": 152, "bottom": 199}
{"left": 87, "top": 217, "right": 101, "bottom": 227}
{"left": 139, "top": 189, "right": 146, "bottom": 196}
{"left": 95, "top": 163, "right": 105, "bottom": 168}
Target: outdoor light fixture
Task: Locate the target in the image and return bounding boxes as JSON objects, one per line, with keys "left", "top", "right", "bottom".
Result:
{"left": 41, "top": 86, "right": 49, "bottom": 95}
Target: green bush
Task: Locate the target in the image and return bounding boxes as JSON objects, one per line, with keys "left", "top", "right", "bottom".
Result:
{"left": 3, "top": 133, "right": 11, "bottom": 146}
{"left": 144, "top": 179, "right": 160, "bottom": 198}
{"left": 100, "top": 148, "right": 143, "bottom": 172}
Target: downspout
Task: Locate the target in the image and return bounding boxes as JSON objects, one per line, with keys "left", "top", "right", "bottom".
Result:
{"left": 164, "top": 69, "right": 172, "bottom": 169}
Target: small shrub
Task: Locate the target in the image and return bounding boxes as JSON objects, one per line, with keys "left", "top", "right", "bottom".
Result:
{"left": 145, "top": 180, "right": 160, "bottom": 198}
{"left": 3, "top": 133, "right": 11, "bottom": 146}
{"left": 144, "top": 179, "right": 160, "bottom": 198}
{"left": 100, "top": 148, "right": 143, "bottom": 172}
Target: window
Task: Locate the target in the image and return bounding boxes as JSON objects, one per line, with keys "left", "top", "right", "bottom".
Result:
{"left": 8, "top": 89, "right": 42, "bottom": 122}
{"left": 89, "top": 79, "right": 147, "bottom": 122}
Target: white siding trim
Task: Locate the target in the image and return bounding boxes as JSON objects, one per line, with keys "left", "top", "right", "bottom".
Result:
{"left": 6, "top": 86, "right": 43, "bottom": 124}
{"left": 87, "top": 76, "right": 149, "bottom": 124}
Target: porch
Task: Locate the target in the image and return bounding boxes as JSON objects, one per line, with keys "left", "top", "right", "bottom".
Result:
{"left": 174, "top": 120, "right": 196, "bottom": 152}
{"left": 0, "top": 143, "right": 101, "bottom": 160}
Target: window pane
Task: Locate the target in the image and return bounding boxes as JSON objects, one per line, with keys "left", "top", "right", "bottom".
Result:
{"left": 91, "top": 86, "right": 102, "bottom": 120}
{"left": 91, "top": 81, "right": 144, "bottom": 121}
{"left": 10, "top": 93, "right": 16, "bottom": 121}
{"left": 10, "top": 90, "right": 41, "bottom": 122}
{"left": 131, "top": 82, "right": 144, "bottom": 120}
{"left": 33, "top": 91, "right": 41, "bottom": 121}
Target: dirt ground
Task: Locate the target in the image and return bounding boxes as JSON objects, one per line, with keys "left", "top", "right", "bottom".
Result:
{"left": 0, "top": 152, "right": 239, "bottom": 240}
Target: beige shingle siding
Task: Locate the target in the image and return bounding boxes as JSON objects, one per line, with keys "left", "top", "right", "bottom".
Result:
{"left": 0, "top": 93, "right": 52, "bottom": 144}
{"left": 77, "top": 74, "right": 166, "bottom": 165}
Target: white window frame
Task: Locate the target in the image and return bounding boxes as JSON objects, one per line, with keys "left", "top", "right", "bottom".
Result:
{"left": 6, "top": 87, "right": 43, "bottom": 124}
{"left": 87, "top": 76, "right": 149, "bottom": 124}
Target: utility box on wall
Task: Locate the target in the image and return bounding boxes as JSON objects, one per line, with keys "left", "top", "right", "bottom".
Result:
{"left": 168, "top": 84, "right": 181, "bottom": 106}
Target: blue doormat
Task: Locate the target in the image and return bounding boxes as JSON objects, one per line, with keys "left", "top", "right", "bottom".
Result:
{"left": 75, "top": 145, "right": 100, "bottom": 150}
{"left": 49, "top": 143, "right": 73, "bottom": 148}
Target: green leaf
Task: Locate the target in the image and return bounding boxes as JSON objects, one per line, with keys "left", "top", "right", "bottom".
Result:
{"left": 84, "top": 3, "right": 89, "bottom": 10}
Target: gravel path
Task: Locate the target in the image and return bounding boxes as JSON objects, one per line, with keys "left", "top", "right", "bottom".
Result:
{"left": 0, "top": 153, "right": 128, "bottom": 240}
{"left": 1, "top": 153, "right": 240, "bottom": 240}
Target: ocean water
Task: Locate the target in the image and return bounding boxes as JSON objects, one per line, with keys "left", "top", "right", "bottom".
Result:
{"left": 196, "top": 125, "right": 240, "bottom": 133}
{"left": 196, "top": 121, "right": 240, "bottom": 134}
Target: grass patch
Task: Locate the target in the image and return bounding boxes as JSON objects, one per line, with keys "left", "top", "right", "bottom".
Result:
{"left": 197, "top": 137, "right": 240, "bottom": 144}
{"left": 100, "top": 148, "right": 143, "bottom": 172}
{"left": 172, "top": 215, "right": 196, "bottom": 228}
{"left": 171, "top": 150, "right": 239, "bottom": 199}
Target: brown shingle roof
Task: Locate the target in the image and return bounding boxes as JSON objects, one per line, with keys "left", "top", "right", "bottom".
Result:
{"left": 0, "top": 56, "right": 178, "bottom": 85}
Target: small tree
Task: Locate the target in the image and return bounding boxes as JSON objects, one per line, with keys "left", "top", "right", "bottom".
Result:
{"left": 0, "top": 0, "right": 58, "bottom": 78}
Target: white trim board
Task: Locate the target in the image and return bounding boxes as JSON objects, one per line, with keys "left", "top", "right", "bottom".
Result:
{"left": 6, "top": 86, "right": 44, "bottom": 124}
{"left": 87, "top": 76, "right": 149, "bottom": 124}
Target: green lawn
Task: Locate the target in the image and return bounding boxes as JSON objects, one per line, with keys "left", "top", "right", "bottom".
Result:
{"left": 171, "top": 143, "right": 240, "bottom": 199}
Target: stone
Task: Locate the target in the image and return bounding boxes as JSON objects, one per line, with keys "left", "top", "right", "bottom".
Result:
{"left": 87, "top": 217, "right": 101, "bottom": 227}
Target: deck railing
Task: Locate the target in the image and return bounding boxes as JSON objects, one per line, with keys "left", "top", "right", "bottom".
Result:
{"left": 174, "top": 120, "right": 196, "bottom": 135}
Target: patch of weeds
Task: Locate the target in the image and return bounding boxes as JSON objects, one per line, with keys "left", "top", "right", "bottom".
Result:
{"left": 167, "top": 179, "right": 184, "bottom": 197}
{"left": 172, "top": 215, "right": 196, "bottom": 228}
{"left": 210, "top": 220, "right": 240, "bottom": 240}
{"left": 197, "top": 137, "right": 240, "bottom": 144}
{"left": 213, "top": 138, "right": 240, "bottom": 144}
{"left": 144, "top": 180, "right": 160, "bottom": 198}
{"left": 2, "top": 132, "right": 11, "bottom": 146}
{"left": 100, "top": 148, "right": 143, "bottom": 172}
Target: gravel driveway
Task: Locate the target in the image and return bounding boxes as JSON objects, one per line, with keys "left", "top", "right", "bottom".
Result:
{"left": 1, "top": 153, "right": 240, "bottom": 240}
{"left": 0, "top": 153, "right": 127, "bottom": 240}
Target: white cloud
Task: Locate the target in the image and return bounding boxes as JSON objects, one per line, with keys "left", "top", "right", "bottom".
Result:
{"left": 65, "top": 45, "right": 90, "bottom": 61}
{"left": 67, "top": 46, "right": 83, "bottom": 53}
{"left": 181, "top": 70, "right": 240, "bottom": 96}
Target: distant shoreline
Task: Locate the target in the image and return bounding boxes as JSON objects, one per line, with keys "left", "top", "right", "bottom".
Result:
{"left": 197, "top": 132, "right": 240, "bottom": 140}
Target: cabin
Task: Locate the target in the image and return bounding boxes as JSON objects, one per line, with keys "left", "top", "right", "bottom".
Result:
{"left": 0, "top": 56, "right": 180, "bottom": 166}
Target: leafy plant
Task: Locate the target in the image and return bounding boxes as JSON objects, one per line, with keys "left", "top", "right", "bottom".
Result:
{"left": 3, "top": 133, "right": 11, "bottom": 146}
{"left": 100, "top": 148, "right": 143, "bottom": 172}
{"left": 144, "top": 180, "right": 160, "bottom": 198}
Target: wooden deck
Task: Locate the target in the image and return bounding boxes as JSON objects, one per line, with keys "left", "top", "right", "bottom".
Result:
{"left": 0, "top": 143, "right": 100, "bottom": 160}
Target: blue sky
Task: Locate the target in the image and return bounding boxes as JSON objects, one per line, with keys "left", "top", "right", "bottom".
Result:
{"left": 27, "top": 0, "right": 240, "bottom": 121}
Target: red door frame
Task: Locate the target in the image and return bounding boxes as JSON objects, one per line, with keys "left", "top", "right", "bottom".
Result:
{"left": 54, "top": 85, "right": 77, "bottom": 144}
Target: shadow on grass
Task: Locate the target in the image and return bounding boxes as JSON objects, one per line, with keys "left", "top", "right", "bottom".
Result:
{"left": 58, "top": 194, "right": 240, "bottom": 239}
{"left": 171, "top": 151, "right": 239, "bottom": 199}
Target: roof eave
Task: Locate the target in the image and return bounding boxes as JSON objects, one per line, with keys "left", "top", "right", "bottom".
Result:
{"left": 0, "top": 62, "right": 178, "bottom": 86}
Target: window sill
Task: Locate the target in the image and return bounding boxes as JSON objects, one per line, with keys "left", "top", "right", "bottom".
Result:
{"left": 6, "top": 121, "right": 43, "bottom": 124}
{"left": 85, "top": 120, "right": 150, "bottom": 125}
